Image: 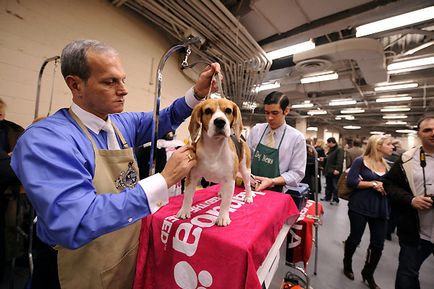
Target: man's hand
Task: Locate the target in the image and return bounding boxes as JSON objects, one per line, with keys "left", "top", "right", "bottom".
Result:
{"left": 193, "top": 63, "right": 221, "bottom": 98}
{"left": 253, "top": 176, "right": 273, "bottom": 191}
{"left": 333, "top": 169, "right": 340, "bottom": 175}
{"left": 411, "top": 195, "right": 433, "bottom": 210}
{"left": 161, "top": 146, "right": 196, "bottom": 188}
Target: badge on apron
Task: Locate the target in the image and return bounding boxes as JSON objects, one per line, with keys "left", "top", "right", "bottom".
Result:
{"left": 115, "top": 161, "right": 138, "bottom": 189}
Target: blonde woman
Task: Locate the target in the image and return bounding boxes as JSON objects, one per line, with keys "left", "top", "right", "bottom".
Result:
{"left": 342, "top": 135, "right": 394, "bottom": 289}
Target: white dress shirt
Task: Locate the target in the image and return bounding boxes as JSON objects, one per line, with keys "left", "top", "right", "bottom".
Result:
{"left": 247, "top": 122, "right": 307, "bottom": 191}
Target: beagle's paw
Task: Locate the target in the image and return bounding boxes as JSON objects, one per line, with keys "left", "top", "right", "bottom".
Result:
{"left": 215, "top": 212, "right": 231, "bottom": 226}
{"left": 244, "top": 195, "right": 253, "bottom": 204}
{"left": 176, "top": 208, "right": 191, "bottom": 219}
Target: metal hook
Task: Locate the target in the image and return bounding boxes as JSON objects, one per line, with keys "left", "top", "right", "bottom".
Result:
{"left": 181, "top": 46, "right": 192, "bottom": 69}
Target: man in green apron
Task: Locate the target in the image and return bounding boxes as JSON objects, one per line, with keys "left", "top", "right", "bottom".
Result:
{"left": 11, "top": 40, "right": 219, "bottom": 289}
{"left": 247, "top": 91, "right": 306, "bottom": 193}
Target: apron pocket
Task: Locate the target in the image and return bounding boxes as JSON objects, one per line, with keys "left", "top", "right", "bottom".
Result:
{"left": 100, "top": 242, "right": 138, "bottom": 289}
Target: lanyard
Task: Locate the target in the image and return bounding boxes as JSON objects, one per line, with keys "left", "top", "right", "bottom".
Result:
{"left": 420, "top": 147, "right": 427, "bottom": 196}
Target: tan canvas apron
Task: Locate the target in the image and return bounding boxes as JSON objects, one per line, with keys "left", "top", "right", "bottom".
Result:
{"left": 56, "top": 110, "right": 141, "bottom": 289}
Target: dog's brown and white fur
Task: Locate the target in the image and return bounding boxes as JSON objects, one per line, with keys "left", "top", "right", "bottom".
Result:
{"left": 176, "top": 98, "right": 252, "bottom": 226}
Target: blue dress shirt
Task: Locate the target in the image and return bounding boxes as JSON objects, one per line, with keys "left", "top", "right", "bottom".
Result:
{"left": 11, "top": 95, "right": 193, "bottom": 249}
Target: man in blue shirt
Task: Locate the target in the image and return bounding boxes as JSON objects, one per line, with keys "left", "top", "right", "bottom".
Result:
{"left": 11, "top": 39, "right": 220, "bottom": 289}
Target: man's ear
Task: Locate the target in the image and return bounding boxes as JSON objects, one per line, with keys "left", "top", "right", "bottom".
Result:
{"left": 65, "top": 75, "right": 84, "bottom": 97}
{"left": 283, "top": 107, "right": 290, "bottom": 116}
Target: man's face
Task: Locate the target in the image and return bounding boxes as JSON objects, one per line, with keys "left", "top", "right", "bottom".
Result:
{"left": 327, "top": 141, "right": 336, "bottom": 148}
{"left": 75, "top": 50, "right": 128, "bottom": 120}
{"left": 0, "top": 104, "right": 5, "bottom": 121}
{"left": 418, "top": 118, "right": 434, "bottom": 152}
{"left": 264, "top": 103, "right": 288, "bottom": 130}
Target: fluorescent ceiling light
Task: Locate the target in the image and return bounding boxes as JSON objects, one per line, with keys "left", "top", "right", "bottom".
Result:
{"left": 383, "top": 114, "right": 408, "bottom": 119}
{"left": 301, "top": 72, "right": 338, "bottom": 84}
{"left": 380, "top": 106, "right": 411, "bottom": 112}
{"left": 370, "top": 131, "right": 385, "bottom": 135}
{"left": 256, "top": 81, "right": 280, "bottom": 92}
{"left": 242, "top": 101, "right": 258, "bottom": 110}
{"left": 374, "top": 82, "right": 418, "bottom": 92}
{"left": 307, "top": 127, "right": 318, "bottom": 131}
{"left": 341, "top": 108, "right": 365, "bottom": 114}
{"left": 329, "top": 99, "right": 357, "bottom": 106}
{"left": 267, "top": 40, "right": 315, "bottom": 60}
{"left": 343, "top": 125, "right": 361, "bottom": 130}
{"left": 387, "top": 56, "right": 434, "bottom": 73}
{"left": 356, "top": 6, "right": 434, "bottom": 37}
{"left": 335, "top": 115, "right": 355, "bottom": 120}
{"left": 376, "top": 94, "right": 412, "bottom": 103}
{"left": 396, "top": 129, "right": 417, "bottom": 134}
{"left": 386, "top": 121, "right": 407, "bottom": 125}
{"left": 307, "top": 109, "right": 327, "bottom": 115}
{"left": 292, "top": 101, "right": 314, "bottom": 108}
{"left": 404, "top": 41, "right": 434, "bottom": 55}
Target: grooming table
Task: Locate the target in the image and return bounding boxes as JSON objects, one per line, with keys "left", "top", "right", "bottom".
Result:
{"left": 133, "top": 185, "right": 299, "bottom": 289}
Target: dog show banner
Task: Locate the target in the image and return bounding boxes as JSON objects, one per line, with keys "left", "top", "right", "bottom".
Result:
{"left": 133, "top": 185, "right": 299, "bottom": 289}
{"left": 285, "top": 200, "right": 324, "bottom": 268}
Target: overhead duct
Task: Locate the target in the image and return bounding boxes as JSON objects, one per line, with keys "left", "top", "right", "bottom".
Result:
{"left": 112, "top": 0, "right": 271, "bottom": 107}
{"left": 293, "top": 38, "right": 387, "bottom": 85}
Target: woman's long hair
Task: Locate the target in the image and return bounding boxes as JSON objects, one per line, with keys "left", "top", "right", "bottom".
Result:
{"left": 363, "top": 135, "right": 392, "bottom": 171}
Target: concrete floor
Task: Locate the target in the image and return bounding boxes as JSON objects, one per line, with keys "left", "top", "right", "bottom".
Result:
{"left": 268, "top": 199, "right": 434, "bottom": 289}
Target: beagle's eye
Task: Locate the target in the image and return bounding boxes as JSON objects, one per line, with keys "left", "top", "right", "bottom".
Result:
{"left": 204, "top": 108, "right": 213, "bottom": 115}
{"left": 224, "top": 108, "right": 232, "bottom": 114}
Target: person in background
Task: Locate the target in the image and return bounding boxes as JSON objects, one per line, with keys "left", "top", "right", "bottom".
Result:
{"left": 0, "top": 98, "right": 24, "bottom": 281}
{"left": 384, "top": 139, "right": 401, "bottom": 165}
{"left": 346, "top": 138, "right": 364, "bottom": 169}
{"left": 384, "top": 138, "right": 403, "bottom": 241}
{"left": 321, "top": 137, "right": 344, "bottom": 204}
{"left": 0, "top": 98, "right": 24, "bottom": 280}
{"left": 314, "top": 138, "right": 326, "bottom": 194}
{"left": 0, "top": 98, "right": 24, "bottom": 195}
{"left": 247, "top": 91, "right": 306, "bottom": 192}
{"left": 11, "top": 39, "right": 219, "bottom": 289}
{"left": 135, "top": 130, "right": 185, "bottom": 196}
{"left": 342, "top": 134, "right": 394, "bottom": 289}
{"left": 302, "top": 138, "right": 316, "bottom": 197}
{"left": 384, "top": 114, "right": 434, "bottom": 289}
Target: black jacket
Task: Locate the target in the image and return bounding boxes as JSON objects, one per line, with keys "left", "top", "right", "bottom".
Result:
{"left": 383, "top": 146, "right": 421, "bottom": 246}
{"left": 0, "top": 119, "right": 24, "bottom": 159}
{"left": 324, "top": 145, "right": 344, "bottom": 176}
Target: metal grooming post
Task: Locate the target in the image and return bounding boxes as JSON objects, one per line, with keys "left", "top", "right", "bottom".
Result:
{"left": 35, "top": 56, "right": 60, "bottom": 119}
{"left": 26, "top": 56, "right": 59, "bottom": 278}
{"left": 148, "top": 36, "right": 203, "bottom": 176}
{"left": 307, "top": 143, "right": 320, "bottom": 275}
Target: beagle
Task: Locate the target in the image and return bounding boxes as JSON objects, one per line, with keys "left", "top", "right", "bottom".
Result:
{"left": 176, "top": 98, "right": 253, "bottom": 226}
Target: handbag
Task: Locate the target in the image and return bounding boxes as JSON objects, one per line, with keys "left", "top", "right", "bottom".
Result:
{"left": 337, "top": 170, "right": 352, "bottom": 201}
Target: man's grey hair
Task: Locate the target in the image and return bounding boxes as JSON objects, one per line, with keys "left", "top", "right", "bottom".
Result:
{"left": 60, "top": 40, "right": 118, "bottom": 81}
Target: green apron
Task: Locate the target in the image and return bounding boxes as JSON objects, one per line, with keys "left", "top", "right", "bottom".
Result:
{"left": 251, "top": 125, "right": 287, "bottom": 192}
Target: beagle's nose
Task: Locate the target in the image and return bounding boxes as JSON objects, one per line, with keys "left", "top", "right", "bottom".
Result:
{"left": 214, "top": 118, "right": 226, "bottom": 129}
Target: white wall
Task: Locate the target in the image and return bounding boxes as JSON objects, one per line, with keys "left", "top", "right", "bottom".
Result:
{"left": 0, "top": 0, "right": 194, "bottom": 140}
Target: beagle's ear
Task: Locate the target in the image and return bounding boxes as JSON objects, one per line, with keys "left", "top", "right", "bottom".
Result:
{"left": 189, "top": 103, "right": 203, "bottom": 143}
{"left": 232, "top": 102, "right": 243, "bottom": 142}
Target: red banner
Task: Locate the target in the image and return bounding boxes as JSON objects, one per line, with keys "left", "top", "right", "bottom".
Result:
{"left": 286, "top": 200, "right": 324, "bottom": 268}
{"left": 134, "top": 185, "right": 299, "bottom": 289}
